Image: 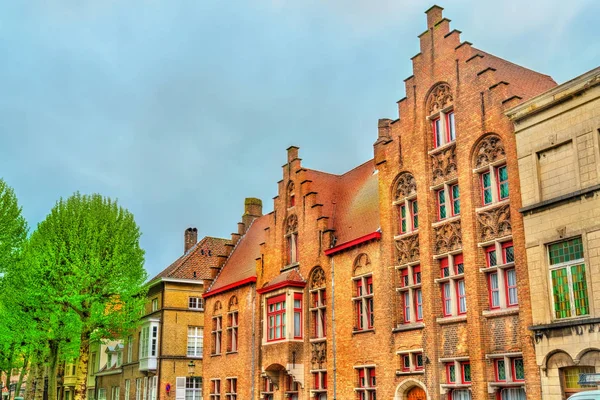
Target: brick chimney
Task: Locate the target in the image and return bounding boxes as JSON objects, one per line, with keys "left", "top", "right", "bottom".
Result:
{"left": 184, "top": 227, "right": 198, "bottom": 254}
{"left": 241, "top": 198, "right": 263, "bottom": 232}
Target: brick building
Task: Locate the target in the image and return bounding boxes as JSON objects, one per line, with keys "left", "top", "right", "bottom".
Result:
{"left": 115, "top": 230, "right": 230, "bottom": 400}
{"left": 201, "top": 6, "right": 559, "bottom": 400}
{"left": 507, "top": 67, "right": 600, "bottom": 400}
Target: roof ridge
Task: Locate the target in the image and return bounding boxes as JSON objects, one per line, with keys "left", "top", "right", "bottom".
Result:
{"left": 205, "top": 216, "right": 263, "bottom": 293}
{"left": 473, "top": 48, "right": 554, "bottom": 80}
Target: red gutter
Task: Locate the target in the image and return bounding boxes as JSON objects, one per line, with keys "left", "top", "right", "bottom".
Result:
{"left": 203, "top": 276, "right": 257, "bottom": 299}
{"left": 257, "top": 280, "right": 306, "bottom": 295}
{"left": 324, "top": 231, "right": 381, "bottom": 256}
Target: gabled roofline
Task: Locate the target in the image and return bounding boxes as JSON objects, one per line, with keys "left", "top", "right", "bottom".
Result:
{"left": 203, "top": 276, "right": 257, "bottom": 299}
{"left": 147, "top": 277, "right": 205, "bottom": 289}
{"left": 324, "top": 231, "right": 382, "bottom": 256}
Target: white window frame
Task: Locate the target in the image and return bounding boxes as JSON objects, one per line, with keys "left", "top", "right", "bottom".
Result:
{"left": 127, "top": 336, "right": 133, "bottom": 363}
{"left": 124, "top": 380, "right": 130, "bottom": 400}
{"left": 354, "top": 365, "right": 377, "bottom": 400}
{"left": 212, "top": 316, "right": 222, "bottom": 355}
{"left": 227, "top": 311, "right": 238, "bottom": 353}
{"left": 429, "top": 108, "right": 456, "bottom": 149}
{"left": 309, "top": 286, "right": 326, "bottom": 339}
{"left": 435, "top": 252, "right": 466, "bottom": 318}
{"left": 225, "top": 377, "right": 237, "bottom": 400}
{"left": 209, "top": 379, "right": 221, "bottom": 400}
{"left": 352, "top": 274, "right": 374, "bottom": 332}
{"left": 396, "top": 349, "right": 424, "bottom": 374}
{"left": 480, "top": 238, "right": 517, "bottom": 311}
{"left": 187, "top": 326, "right": 203, "bottom": 357}
{"left": 396, "top": 262, "right": 422, "bottom": 325}
{"left": 189, "top": 297, "right": 204, "bottom": 310}
{"left": 185, "top": 377, "right": 202, "bottom": 400}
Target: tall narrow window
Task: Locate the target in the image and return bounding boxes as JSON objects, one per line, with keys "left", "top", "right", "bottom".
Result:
{"left": 479, "top": 163, "right": 509, "bottom": 206}
{"left": 451, "top": 184, "right": 460, "bottom": 215}
{"left": 399, "top": 204, "right": 407, "bottom": 234}
{"left": 397, "top": 263, "right": 421, "bottom": 325}
{"left": 411, "top": 200, "right": 419, "bottom": 229}
{"left": 482, "top": 172, "right": 493, "bottom": 205}
{"left": 225, "top": 378, "right": 237, "bottom": 400}
{"left": 415, "top": 289, "right": 423, "bottom": 321}
{"left": 497, "top": 165, "right": 509, "bottom": 200}
{"left": 437, "top": 188, "right": 447, "bottom": 220}
{"left": 212, "top": 316, "right": 222, "bottom": 355}
{"left": 310, "top": 270, "right": 326, "bottom": 339}
{"left": 293, "top": 293, "right": 303, "bottom": 339}
{"left": 227, "top": 311, "right": 238, "bottom": 352}
{"left": 209, "top": 379, "right": 220, "bottom": 400}
{"left": 433, "top": 117, "right": 443, "bottom": 147}
{"left": 356, "top": 367, "right": 376, "bottom": 400}
{"left": 457, "top": 280, "right": 467, "bottom": 315}
{"left": 505, "top": 269, "right": 518, "bottom": 306}
{"left": 489, "top": 272, "right": 500, "bottom": 309}
{"left": 285, "top": 214, "right": 299, "bottom": 266}
{"left": 446, "top": 111, "right": 456, "bottom": 142}
{"left": 549, "top": 237, "right": 589, "bottom": 319}
{"left": 187, "top": 326, "right": 203, "bottom": 357}
{"left": 437, "top": 253, "right": 465, "bottom": 318}
{"left": 354, "top": 275, "right": 374, "bottom": 331}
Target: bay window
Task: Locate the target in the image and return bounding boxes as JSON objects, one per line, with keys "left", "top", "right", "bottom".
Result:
{"left": 267, "top": 294, "right": 286, "bottom": 341}
{"left": 293, "top": 293, "right": 302, "bottom": 339}
{"left": 263, "top": 290, "right": 304, "bottom": 343}
{"left": 138, "top": 319, "right": 159, "bottom": 371}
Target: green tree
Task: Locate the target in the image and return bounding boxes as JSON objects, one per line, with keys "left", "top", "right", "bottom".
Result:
{"left": 27, "top": 193, "right": 147, "bottom": 400}
{"left": 0, "top": 178, "right": 27, "bottom": 271}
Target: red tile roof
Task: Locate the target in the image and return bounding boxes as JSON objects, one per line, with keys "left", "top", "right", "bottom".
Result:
{"left": 257, "top": 268, "right": 306, "bottom": 294}
{"left": 149, "top": 236, "right": 230, "bottom": 283}
{"left": 205, "top": 214, "right": 271, "bottom": 295}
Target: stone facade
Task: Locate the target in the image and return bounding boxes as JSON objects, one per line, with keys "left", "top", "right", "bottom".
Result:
{"left": 508, "top": 67, "right": 600, "bottom": 400}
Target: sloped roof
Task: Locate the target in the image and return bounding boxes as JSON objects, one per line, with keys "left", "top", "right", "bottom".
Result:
{"left": 306, "top": 159, "right": 380, "bottom": 245}
{"left": 205, "top": 214, "right": 271, "bottom": 295}
{"left": 258, "top": 268, "right": 306, "bottom": 293}
{"left": 149, "top": 236, "right": 230, "bottom": 283}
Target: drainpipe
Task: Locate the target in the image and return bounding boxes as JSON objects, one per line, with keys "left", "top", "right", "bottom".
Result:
{"left": 250, "top": 285, "right": 256, "bottom": 400}
{"left": 330, "top": 257, "right": 337, "bottom": 400}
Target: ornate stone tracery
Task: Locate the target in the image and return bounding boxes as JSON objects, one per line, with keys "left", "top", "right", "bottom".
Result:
{"left": 311, "top": 341, "right": 327, "bottom": 369}
{"left": 228, "top": 295, "right": 238, "bottom": 310}
{"left": 474, "top": 135, "right": 506, "bottom": 168}
{"left": 477, "top": 203, "right": 512, "bottom": 242}
{"left": 353, "top": 253, "right": 371, "bottom": 276}
{"left": 286, "top": 214, "right": 298, "bottom": 234}
{"left": 433, "top": 221, "right": 462, "bottom": 254}
{"left": 310, "top": 267, "right": 326, "bottom": 289}
{"left": 395, "top": 234, "right": 420, "bottom": 265}
{"left": 427, "top": 83, "right": 453, "bottom": 114}
{"left": 394, "top": 173, "right": 417, "bottom": 201}
{"left": 431, "top": 144, "right": 457, "bottom": 185}
{"left": 213, "top": 300, "right": 222, "bottom": 314}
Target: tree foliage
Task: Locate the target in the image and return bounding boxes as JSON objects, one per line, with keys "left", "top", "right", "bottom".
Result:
{"left": 0, "top": 178, "right": 27, "bottom": 272}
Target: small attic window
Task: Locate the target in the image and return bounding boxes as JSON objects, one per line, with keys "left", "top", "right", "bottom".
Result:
{"left": 287, "top": 181, "right": 296, "bottom": 208}
{"left": 201, "top": 250, "right": 205, "bottom": 255}
{"left": 193, "top": 271, "right": 197, "bottom": 278}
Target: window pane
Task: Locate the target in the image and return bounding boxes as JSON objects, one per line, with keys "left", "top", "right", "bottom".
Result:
{"left": 447, "top": 112, "right": 456, "bottom": 141}
{"left": 506, "top": 269, "right": 518, "bottom": 306}
{"left": 498, "top": 166, "right": 509, "bottom": 199}
{"left": 294, "top": 312, "right": 301, "bottom": 337}
{"left": 438, "top": 190, "right": 446, "bottom": 219}
{"left": 551, "top": 268, "right": 571, "bottom": 319}
{"left": 513, "top": 359, "right": 524, "bottom": 380}
{"left": 412, "top": 201, "right": 418, "bottom": 229}
{"left": 504, "top": 245, "right": 514, "bottom": 263}
{"left": 571, "top": 264, "right": 589, "bottom": 316}
{"left": 448, "top": 365, "right": 456, "bottom": 383}
{"left": 490, "top": 273, "right": 500, "bottom": 308}
{"left": 463, "top": 363, "right": 471, "bottom": 382}
{"left": 452, "top": 185, "right": 460, "bottom": 215}
{"left": 497, "top": 360, "right": 506, "bottom": 381}
{"left": 549, "top": 237, "right": 584, "bottom": 265}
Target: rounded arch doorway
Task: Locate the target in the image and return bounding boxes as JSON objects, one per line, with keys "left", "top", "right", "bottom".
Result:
{"left": 407, "top": 387, "right": 426, "bottom": 400}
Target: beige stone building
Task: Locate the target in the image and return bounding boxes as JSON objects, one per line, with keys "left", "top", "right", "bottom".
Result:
{"left": 507, "top": 66, "right": 600, "bottom": 400}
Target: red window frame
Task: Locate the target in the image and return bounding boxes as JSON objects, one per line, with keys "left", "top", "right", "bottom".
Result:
{"left": 398, "top": 204, "right": 407, "bottom": 234}
{"left": 485, "top": 245, "right": 497, "bottom": 267}
{"left": 494, "top": 359, "right": 507, "bottom": 382}
{"left": 442, "top": 282, "right": 452, "bottom": 317}
{"left": 432, "top": 117, "right": 442, "bottom": 147}
{"left": 415, "top": 289, "right": 423, "bottom": 322}
{"left": 289, "top": 194, "right": 295, "bottom": 207}
{"left": 511, "top": 358, "right": 525, "bottom": 382}
{"left": 453, "top": 254, "right": 464, "bottom": 275}
{"left": 505, "top": 269, "right": 518, "bottom": 307}
{"left": 440, "top": 258, "right": 450, "bottom": 278}
{"left": 450, "top": 183, "right": 460, "bottom": 216}
{"left": 264, "top": 378, "right": 273, "bottom": 392}
{"left": 400, "top": 268, "right": 409, "bottom": 287}
{"left": 488, "top": 271, "right": 500, "bottom": 310}
{"left": 446, "top": 111, "right": 456, "bottom": 142}
{"left": 366, "top": 276, "right": 374, "bottom": 329}
{"left": 437, "top": 188, "right": 446, "bottom": 220}
{"left": 456, "top": 279, "right": 467, "bottom": 315}
{"left": 446, "top": 363, "right": 456, "bottom": 383}
{"left": 266, "top": 294, "right": 286, "bottom": 342}
{"left": 496, "top": 165, "right": 509, "bottom": 201}
{"left": 401, "top": 355, "right": 411, "bottom": 372}
{"left": 358, "top": 369, "right": 366, "bottom": 387}
{"left": 293, "top": 293, "right": 302, "bottom": 339}
{"left": 481, "top": 171, "right": 492, "bottom": 205}
{"left": 403, "top": 291, "right": 411, "bottom": 323}
{"left": 413, "top": 265, "right": 421, "bottom": 285}
{"left": 415, "top": 353, "right": 424, "bottom": 371}
{"left": 410, "top": 200, "right": 418, "bottom": 230}
{"left": 461, "top": 362, "right": 471, "bottom": 383}
{"left": 502, "top": 241, "right": 514, "bottom": 264}
{"left": 368, "top": 368, "right": 376, "bottom": 387}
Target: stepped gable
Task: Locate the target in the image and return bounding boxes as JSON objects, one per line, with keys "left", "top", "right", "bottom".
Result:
{"left": 206, "top": 214, "right": 270, "bottom": 294}
{"left": 149, "top": 236, "right": 230, "bottom": 282}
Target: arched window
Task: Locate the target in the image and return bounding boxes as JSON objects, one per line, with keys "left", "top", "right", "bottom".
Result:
{"left": 287, "top": 181, "right": 296, "bottom": 208}
{"left": 309, "top": 267, "right": 327, "bottom": 339}
{"left": 211, "top": 301, "right": 222, "bottom": 355}
{"left": 227, "top": 296, "right": 239, "bottom": 353}
{"left": 473, "top": 135, "right": 508, "bottom": 207}
{"left": 426, "top": 83, "right": 455, "bottom": 148}
{"left": 285, "top": 214, "right": 299, "bottom": 265}
{"left": 393, "top": 172, "right": 418, "bottom": 235}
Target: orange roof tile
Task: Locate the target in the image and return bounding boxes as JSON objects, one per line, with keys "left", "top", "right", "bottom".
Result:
{"left": 206, "top": 214, "right": 271, "bottom": 294}
{"left": 149, "top": 236, "right": 230, "bottom": 283}
{"left": 258, "top": 268, "right": 306, "bottom": 293}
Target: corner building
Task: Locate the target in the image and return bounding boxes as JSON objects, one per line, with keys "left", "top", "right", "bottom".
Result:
{"left": 203, "top": 6, "right": 557, "bottom": 400}
{"left": 508, "top": 67, "right": 600, "bottom": 400}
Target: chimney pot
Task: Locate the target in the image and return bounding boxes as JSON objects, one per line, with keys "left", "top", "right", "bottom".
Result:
{"left": 184, "top": 227, "right": 198, "bottom": 254}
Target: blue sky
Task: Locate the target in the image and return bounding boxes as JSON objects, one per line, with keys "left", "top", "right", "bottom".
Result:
{"left": 1, "top": 0, "right": 598, "bottom": 278}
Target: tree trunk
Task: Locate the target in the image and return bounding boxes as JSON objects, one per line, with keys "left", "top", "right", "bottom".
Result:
{"left": 24, "top": 363, "right": 36, "bottom": 400}
{"left": 15, "top": 355, "right": 28, "bottom": 399}
{"left": 72, "top": 331, "right": 90, "bottom": 400}
{"left": 56, "top": 361, "right": 64, "bottom": 400}
{"left": 46, "top": 342, "right": 59, "bottom": 400}
{"left": 32, "top": 363, "right": 43, "bottom": 400}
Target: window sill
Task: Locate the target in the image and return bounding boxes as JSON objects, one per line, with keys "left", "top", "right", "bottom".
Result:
{"left": 431, "top": 215, "right": 461, "bottom": 228}
{"left": 309, "top": 337, "right": 327, "bottom": 343}
{"left": 225, "top": 351, "right": 238, "bottom": 355}
{"left": 281, "top": 262, "right": 300, "bottom": 272}
{"left": 186, "top": 355, "right": 204, "bottom": 359}
{"left": 428, "top": 141, "right": 456, "bottom": 156}
{"left": 482, "top": 307, "right": 519, "bottom": 318}
{"left": 475, "top": 199, "right": 510, "bottom": 214}
{"left": 434, "top": 272, "right": 464, "bottom": 284}
{"left": 396, "top": 370, "right": 425, "bottom": 376}
{"left": 210, "top": 353, "right": 222, "bottom": 357}
{"left": 479, "top": 261, "right": 515, "bottom": 273}
{"left": 352, "top": 328, "right": 375, "bottom": 336}
{"left": 396, "top": 283, "right": 422, "bottom": 292}
{"left": 392, "top": 323, "right": 425, "bottom": 333}
{"left": 188, "top": 308, "right": 204, "bottom": 312}
{"left": 436, "top": 315, "right": 467, "bottom": 325}
{"left": 263, "top": 338, "right": 304, "bottom": 346}
{"left": 394, "top": 230, "right": 419, "bottom": 241}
